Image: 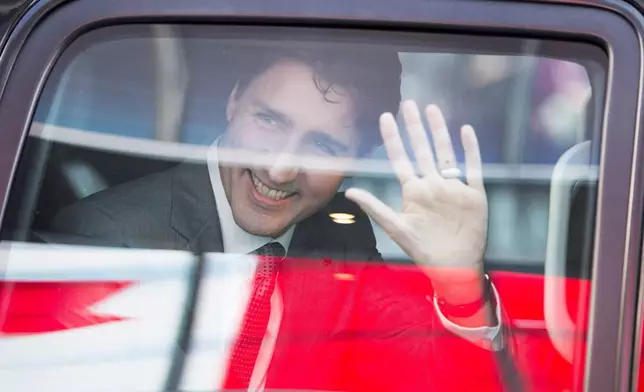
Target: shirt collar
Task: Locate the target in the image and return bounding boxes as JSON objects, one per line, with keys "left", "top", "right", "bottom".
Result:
{"left": 206, "top": 138, "right": 295, "bottom": 255}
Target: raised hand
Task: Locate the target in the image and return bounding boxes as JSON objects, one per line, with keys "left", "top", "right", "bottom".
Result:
{"left": 345, "top": 100, "right": 488, "bottom": 286}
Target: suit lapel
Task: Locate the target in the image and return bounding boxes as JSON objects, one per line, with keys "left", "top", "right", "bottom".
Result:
{"left": 168, "top": 162, "right": 224, "bottom": 253}
{"left": 285, "top": 212, "right": 355, "bottom": 334}
{"left": 288, "top": 207, "right": 346, "bottom": 260}
{"left": 268, "top": 211, "right": 361, "bottom": 387}
{"left": 282, "top": 204, "right": 362, "bottom": 333}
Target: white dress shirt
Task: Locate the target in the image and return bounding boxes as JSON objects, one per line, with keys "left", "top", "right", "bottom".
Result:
{"left": 202, "top": 142, "right": 502, "bottom": 391}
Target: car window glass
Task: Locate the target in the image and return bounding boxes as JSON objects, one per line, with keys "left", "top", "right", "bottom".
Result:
{"left": 0, "top": 25, "right": 605, "bottom": 392}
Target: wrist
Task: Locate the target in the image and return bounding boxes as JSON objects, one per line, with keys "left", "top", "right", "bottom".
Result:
{"left": 428, "top": 267, "right": 486, "bottom": 304}
{"left": 434, "top": 274, "right": 493, "bottom": 318}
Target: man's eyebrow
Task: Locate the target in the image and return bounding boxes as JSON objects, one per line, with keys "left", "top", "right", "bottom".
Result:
{"left": 252, "top": 99, "right": 292, "bottom": 127}
{"left": 310, "top": 131, "right": 350, "bottom": 153}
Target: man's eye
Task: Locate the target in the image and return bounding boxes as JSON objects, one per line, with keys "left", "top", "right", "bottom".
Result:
{"left": 257, "top": 113, "right": 277, "bottom": 126}
{"left": 315, "top": 142, "right": 337, "bottom": 156}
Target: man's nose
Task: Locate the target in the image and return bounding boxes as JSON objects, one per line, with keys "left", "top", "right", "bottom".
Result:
{"left": 268, "top": 150, "right": 300, "bottom": 184}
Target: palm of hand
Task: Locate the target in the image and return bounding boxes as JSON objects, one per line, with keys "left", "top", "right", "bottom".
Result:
{"left": 400, "top": 177, "right": 487, "bottom": 267}
{"left": 346, "top": 101, "right": 488, "bottom": 283}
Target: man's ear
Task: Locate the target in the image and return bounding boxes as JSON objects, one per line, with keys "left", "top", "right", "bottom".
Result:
{"left": 226, "top": 83, "right": 240, "bottom": 122}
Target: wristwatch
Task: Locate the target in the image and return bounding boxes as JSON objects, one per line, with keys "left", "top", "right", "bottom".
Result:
{"left": 434, "top": 274, "right": 495, "bottom": 318}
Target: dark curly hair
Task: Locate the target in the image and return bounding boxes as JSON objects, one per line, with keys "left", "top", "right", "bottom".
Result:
{"left": 231, "top": 45, "right": 402, "bottom": 157}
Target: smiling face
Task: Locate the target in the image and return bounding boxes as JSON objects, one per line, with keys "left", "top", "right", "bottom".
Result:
{"left": 219, "top": 59, "right": 361, "bottom": 237}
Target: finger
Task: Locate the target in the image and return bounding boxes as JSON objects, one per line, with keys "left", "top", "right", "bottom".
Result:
{"left": 425, "top": 105, "right": 457, "bottom": 171}
{"left": 380, "top": 112, "right": 416, "bottom": 184}
{"left": 401, "top": 100, "right": 437, "bottom": 177}
{"left": 461, "top": 125, "right": 484, "bottom": 192}
{"left": 345, "top": 188, "right": 405, "bottom": 237}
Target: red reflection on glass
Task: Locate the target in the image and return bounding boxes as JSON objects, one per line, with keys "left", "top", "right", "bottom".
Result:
{"left": 0, "top": 281, "right": 131, "bottom": 334}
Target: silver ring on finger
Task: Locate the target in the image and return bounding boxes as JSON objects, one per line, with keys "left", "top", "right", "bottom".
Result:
{"left": 439, "top": 167, "right": 463, "bottom": 180}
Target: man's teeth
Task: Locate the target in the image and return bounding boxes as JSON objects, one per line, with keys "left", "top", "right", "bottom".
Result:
{"left": 251, "top": 174, "right": 293, "bottom": 201}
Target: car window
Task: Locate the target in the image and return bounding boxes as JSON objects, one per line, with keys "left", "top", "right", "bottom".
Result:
{"left": 0, "top": 24, "right": 605, "bottom": 392}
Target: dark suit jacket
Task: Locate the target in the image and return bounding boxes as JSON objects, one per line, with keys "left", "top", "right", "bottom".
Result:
{"left": 47, "top": 163, "right": 515, "bottom": 392}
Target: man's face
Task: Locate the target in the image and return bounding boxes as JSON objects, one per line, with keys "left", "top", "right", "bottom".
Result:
{"left": 219, "top": 60, "right": 361, "bottom": 237}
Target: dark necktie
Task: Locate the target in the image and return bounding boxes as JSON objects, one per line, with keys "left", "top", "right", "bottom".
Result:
{"left": 223, "top": 242, "right": 286, "bottom": 389}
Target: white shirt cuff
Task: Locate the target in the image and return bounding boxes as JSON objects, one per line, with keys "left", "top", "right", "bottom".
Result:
{"left": 432, "top": 281, "right": 504, "bottom": 351}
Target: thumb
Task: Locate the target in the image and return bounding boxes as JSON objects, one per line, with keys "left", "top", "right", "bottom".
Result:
{"left": 345, "top": 188, "right": 403, "bottom": 236}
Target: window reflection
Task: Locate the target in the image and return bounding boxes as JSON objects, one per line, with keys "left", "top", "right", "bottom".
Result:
{"left": 0, "top": 25, "right": 604, "bottom": 392}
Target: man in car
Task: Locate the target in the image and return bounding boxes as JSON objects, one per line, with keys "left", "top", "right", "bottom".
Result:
{"left": 50, "top": 45, "right": 517, "bottom": 391}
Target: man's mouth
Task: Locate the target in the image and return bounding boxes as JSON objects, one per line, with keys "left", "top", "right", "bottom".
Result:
{"left": 250, "top": 171, "right": 295, "bottom": 201}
